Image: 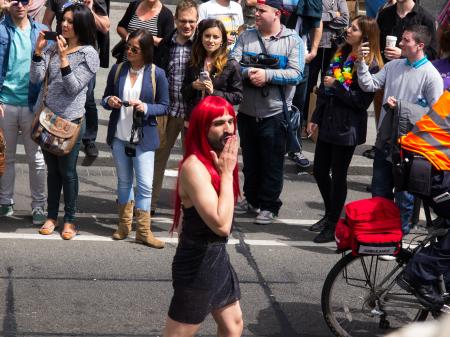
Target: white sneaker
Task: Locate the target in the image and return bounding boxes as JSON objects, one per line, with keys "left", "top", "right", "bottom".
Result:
{"left": 235, "top": 199, "right": 260, "bottom": 215}
{"left": 255, "top": 210, "right": 276, "bottom": 225}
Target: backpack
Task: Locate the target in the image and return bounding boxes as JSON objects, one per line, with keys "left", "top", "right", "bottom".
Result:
{"left": 335, "top": 197, "right": 403, "bottom": 256}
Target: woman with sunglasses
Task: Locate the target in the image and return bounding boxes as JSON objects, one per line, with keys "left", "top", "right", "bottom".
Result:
{"left": 102, "top": 29, "right": 169, "bottom": 248}
{"left": 182, "top": 19, "right": 242, "bottom": 124}
{"left": 30, "top": 3, "right": 99, "bottom": 239}
{"left": 307, "top": 16, "right": 384, "bottom": 243}
{"left": 117, "top": 0, "right": 173, "bottom": 61}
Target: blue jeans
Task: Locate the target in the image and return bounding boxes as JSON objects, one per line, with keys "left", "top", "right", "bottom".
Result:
{"left": 43, "top": 120, "right": 85, "bottom": 223}
{"left": 237, "top": 113, "right": 286, "bottom": 214}
{"left": 372, "top": 146, "right": 414, "bottom": 234}
{"left": 111, "top": 138, "right": 154, "bottom": 211}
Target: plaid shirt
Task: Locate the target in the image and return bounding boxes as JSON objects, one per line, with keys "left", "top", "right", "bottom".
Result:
{"left": 167, "top": 33, "right": 193, "bottom": 118}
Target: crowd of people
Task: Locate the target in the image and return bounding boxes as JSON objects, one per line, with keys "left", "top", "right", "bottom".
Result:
{"left": 0, "top": 0, "right": 450, "bottom": 335}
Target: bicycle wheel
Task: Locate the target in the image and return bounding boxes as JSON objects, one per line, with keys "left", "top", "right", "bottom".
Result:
{"left": 322, "top": 253, "right": 428, "bottom": 337}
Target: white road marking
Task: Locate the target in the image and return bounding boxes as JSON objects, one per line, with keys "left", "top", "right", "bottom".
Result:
{"left": 0, "top": 232, "right": 337, "bottom": 247}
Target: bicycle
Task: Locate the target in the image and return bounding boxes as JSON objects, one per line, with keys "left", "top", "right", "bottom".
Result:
{"left": 321, "top": 204, "right": 450, "bottom": 337}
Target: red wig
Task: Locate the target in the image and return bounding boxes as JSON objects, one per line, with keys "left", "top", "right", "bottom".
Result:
{"left": 171, "top": 96, "right": 240, "bottom": 232}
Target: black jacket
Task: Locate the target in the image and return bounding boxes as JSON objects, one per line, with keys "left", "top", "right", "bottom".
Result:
{"left": 311, "top": 63, "right": 379, "bottom": 146}
{"left": 181, "top": 59, "right": 243, "bottom": 120}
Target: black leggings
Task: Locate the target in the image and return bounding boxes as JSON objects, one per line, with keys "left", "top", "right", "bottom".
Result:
{"left": 313, "top": 139, "right": 356, "bottom": 224}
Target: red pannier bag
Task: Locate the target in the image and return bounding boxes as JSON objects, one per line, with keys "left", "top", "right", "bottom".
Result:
{"left": 335, "top": 197, "right": 403, "bottom": 256}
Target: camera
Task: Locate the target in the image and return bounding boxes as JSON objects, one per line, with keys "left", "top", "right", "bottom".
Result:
{"left": 121, "top": 100, "right": 130, "bottom": 107}
{"left": 132, "top": 107, "right": 144, "bottom": 128}
{"left": 124, "top": 142, "right": 137, "bottom": 157}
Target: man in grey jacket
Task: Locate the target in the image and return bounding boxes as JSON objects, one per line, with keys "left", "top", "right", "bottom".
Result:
{"left": 230, "top": 0, "right": 304, "bottom": 224}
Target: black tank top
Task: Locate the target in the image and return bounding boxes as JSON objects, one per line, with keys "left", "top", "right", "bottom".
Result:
{"left": 181, "top": 206, "right": 228, "bottom": 244}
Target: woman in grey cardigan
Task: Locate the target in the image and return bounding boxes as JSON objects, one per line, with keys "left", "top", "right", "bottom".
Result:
{"left": 30, "top": 3, "right": 99, "bottom": 240}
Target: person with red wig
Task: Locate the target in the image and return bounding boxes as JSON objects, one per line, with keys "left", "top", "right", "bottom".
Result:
{"left": 163, "top": 96, "right": 243, "bottom": 337}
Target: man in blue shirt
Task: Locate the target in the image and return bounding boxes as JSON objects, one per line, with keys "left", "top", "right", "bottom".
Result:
{"left": 0, "top": 0, "right": 47, "bottom": 224}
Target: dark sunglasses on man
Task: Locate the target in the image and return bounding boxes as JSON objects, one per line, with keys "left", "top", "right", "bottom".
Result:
{"left": 12, "top": 0, "right": 30, "bottom": 6}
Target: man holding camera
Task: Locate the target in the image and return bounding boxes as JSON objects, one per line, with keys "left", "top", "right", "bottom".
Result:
{"left": 229, "top": 0, "right": 304, "bottom": 224}
{"left": 0, "top": 0, "right": 47, "bottom": 223}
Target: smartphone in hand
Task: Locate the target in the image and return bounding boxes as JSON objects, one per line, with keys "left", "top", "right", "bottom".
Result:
{"left": 199, "top": 71, "right": 210, "bottom": 83}
{"left": 44, "top": 31, "right": 58, "bottom": 41}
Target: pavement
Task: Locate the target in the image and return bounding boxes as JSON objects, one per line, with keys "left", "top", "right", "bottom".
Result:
{"left": 0, "top": 2, "right": 400, "bottom": 337}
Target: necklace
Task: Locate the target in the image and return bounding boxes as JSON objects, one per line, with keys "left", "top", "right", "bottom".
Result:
{"left": 129, "top": 66, "right": 144, "bottom": 75}
{"left": 328, "top": 52, "right": 357, "bottom": 91}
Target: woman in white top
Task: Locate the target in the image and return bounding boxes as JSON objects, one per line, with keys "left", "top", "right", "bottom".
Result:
{"left": 102, "top": 29, "right": 169, "bottom": 248}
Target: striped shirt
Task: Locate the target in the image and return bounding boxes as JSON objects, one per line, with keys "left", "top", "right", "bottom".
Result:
{"left": 168, "top": 33, "right": 192, "bottom": 118}
{"left": 122, "top": 13, "right": 159, "bottom": 62}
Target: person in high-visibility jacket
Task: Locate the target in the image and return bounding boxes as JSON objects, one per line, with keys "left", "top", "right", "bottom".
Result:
{"left": 401, "top": 89, "right": 450, "bottom": 171}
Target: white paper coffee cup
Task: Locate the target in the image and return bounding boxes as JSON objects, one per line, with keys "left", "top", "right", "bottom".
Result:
{"left": 386, "top": 35, "right": 397, "bottom": 48}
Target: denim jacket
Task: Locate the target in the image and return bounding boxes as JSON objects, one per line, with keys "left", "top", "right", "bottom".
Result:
{"left": 0, "top": 15, "right": 47, "bottom": 111}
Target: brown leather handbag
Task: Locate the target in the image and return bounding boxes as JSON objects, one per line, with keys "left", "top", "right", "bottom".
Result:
{"left": 30, "top": 64, "right": 82, "bottom": 156}
{"left": 0, "top": 128, "right": 5, "bottom": 176}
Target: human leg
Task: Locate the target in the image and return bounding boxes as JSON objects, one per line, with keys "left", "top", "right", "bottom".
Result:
{"left": 152, "top": 115, "right": 184, "bottom": 211}
{"left": 312, "top": 139, "right": 333, "bottom": 216}
{"left": 59, "top": 121, "right": 84, "bottom": 225}
{"left": 212, "top": 301, "right": 243, "bottom": 337}
{"left": 42, "top": 150, "right": 62, "bottom": 221}
{"left": 237, "top": 113, "right": 260, "bottom": 208}
{"left": 19, "top": 107, "right": 46, "bottom": 211}
{"left": 256, "top": 114, "right": 286, "bottom": 217}
{"left": 163, "top": 316, "right": 201, "bottom": 337}
{"left": 371, "top": 146, "right": 394, "bottom": 199}
{"left": 133, "top": 146, "right": 164, "bottom": 248}
{"left": 111, "top": 138, "right": 135, "bottom": 205}
{"left": 0, "top": 104, "right": 19, "bottom": 211}
{"left": 314, "top": 143, "right": 355, "bottom": 243}
{"left": 83, "top": 76, "right": 98, "bottom": 157}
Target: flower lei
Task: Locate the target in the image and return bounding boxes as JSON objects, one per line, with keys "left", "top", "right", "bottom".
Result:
{"left": 328, "top": 52, "right": 357, "bottom": 91}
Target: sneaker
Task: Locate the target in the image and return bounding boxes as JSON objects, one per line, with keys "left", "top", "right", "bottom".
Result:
{"left": 288, "top": 152, "right": 310, "bottom": 168}
{"left": 234, "top": 199, "right": 260, "bottom": 215}
{"left": 0, "top": 204, "right": 13, "bottom": 217}
{"left": 84, "top": 142, "right": 99, "bottom": 157}
{"left": 362, "top": 146, "right": 376, "bottom": 160}
{"left": 255, "top": 210, "right": 276, "bottom": 225}
{"left": 32, "top": 207, "right": 46, "bottom": 225}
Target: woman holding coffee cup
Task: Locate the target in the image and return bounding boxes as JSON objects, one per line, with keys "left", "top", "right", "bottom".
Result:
{"left": 307, "top": 16, "right": 384, "bottom": 243}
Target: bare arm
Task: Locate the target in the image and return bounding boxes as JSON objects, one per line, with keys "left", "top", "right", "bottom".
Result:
{"left": 306, "top": 21, "right": 323, "bottom": 63}
{"left": 117, "top": 26, "right": 128, "bottom": 41}
{"left": 179, "top": 137, "right": 238, "bottom": 237}
{"left": 91, "top": 11, "right": 110, "bottom": 34}
{"left": 42, "top": 8, "right": 55, "bottom": 30}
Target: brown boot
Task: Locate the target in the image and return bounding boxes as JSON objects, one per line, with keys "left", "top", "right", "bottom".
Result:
{"left": 112, "top": 201, "right": 134, "bottom": 240}
{"left": 135, "top": 208, "right": 165, "bottom": 249}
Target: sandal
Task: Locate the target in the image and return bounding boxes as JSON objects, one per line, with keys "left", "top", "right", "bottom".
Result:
{"left": 39, "top": 219, "right": 58, "bottom": 235}
{"left": 61, "top": 223, "right": 78, "bottom": 240}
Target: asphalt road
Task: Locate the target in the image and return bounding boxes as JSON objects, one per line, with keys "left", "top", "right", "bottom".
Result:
{"left": 0, "top": 2, "right": 390, "bottom": 336}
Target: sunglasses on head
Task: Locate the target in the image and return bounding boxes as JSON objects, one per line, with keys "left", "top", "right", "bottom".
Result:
{"left": 61, "top": 0, "right": 84, "bottom": 12}
{"left": 126, "top": 44, "right": 141, "bottom": 54}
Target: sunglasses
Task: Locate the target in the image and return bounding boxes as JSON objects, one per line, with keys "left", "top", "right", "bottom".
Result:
{"left": 61, "top": 0, "right": 84, "bottom": 12}
{"left": 126, "top": 44, "right": 141, "bottom": 54}
{"left": 13, "top": 0, "right": 30, "bottom": 6}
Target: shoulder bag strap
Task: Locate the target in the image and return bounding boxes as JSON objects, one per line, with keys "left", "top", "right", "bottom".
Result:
{"left": 151, "top": 63, "right": 156, "bottom": 102}
{"left": 113, "top": 62, "right": 125, "bottom": 86}
{"left": 255, "top": 33, "right": 292, "bottom": 129}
